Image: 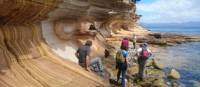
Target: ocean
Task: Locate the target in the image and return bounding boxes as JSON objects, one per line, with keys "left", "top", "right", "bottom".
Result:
{"left": 147, "top": 27, "right": 200, "bottom": 36}
{"left": 148, "top": 27, "right": 200, "bottom": 87}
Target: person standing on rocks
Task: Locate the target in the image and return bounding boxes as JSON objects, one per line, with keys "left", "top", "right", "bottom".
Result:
{"left": 136, "top": 43, "right": 152, "bottom": 80}
{"left": 116, "top": 46, "right": 129, "bottom": 87}
{"left": 132, "top": 34, "right": 137, "bottom": 49}
{"left": 75, "top": 40, "right": 104, "bottom": 72}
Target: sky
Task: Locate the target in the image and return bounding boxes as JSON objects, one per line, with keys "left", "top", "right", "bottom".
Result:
{"left": 136, "top": 0, "right": 200, "bottom": 23}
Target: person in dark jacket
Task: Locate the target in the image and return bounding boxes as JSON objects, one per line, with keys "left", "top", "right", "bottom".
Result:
{"left": 76, "top": 40, "right": 103, "bottom": 72}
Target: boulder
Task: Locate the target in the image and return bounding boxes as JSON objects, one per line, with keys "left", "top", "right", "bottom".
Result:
{"left": 146, "top": 59, "right": 153, "bottom": 67}
{"left": 106, "top": 68, "right": 115, "bottom": 79}
{"left": 167, "top": 43, "right": 176, "bottom": 46}
{"left": 190, "top": 80, "right": 200, "bottom": 87}
{"left": 153, "top": 39, "right": 167, "bottom": 46}
{"left": 152, "top": 59, "right": 164, "bottom": 70}
{"left": 127, "top": 65, "right": 138, "bottom": 75}
{"left": 149, "top": 33, "right": 162, "bottom": 39}
{"left": 172, "top": 82, "right": 180, "bottom": 87}
{"left": 152, "top": 79, "right": 166, "bottom": 87}
{"left": 168, "top": 69, "right": 181, "bottom": 80}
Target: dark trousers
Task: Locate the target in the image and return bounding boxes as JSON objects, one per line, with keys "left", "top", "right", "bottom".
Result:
{"left": 133, "top": 42, "right": 136, "bottom": 49}
{"left": 117, "top": 63, "right": 127, "bottom": 87}
{"left": 138, "top": 58, "right": 147, "bottom": 80}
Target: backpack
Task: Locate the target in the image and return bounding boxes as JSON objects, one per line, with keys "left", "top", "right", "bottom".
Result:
{"left": 140, "top": 48, "right": 150, "bottom": 59}
{"left": 121, "top": 40, "right": 129, "bottom": 49}
{"left": 116, "top": 50, "right": 125, "bottom": 63}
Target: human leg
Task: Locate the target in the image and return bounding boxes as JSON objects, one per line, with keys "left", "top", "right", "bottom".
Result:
{"left": 138, "top": 59, "right": 143, "bottom": 79}
{"left": 138, "top": 59, "right": 147, "bottom": 79}
{"left": 133, "top": 42, "right": 136, "bottom": 49}
{"left": 117, "top": 68, "right": 121, "bottom": 82}
{"left": 90, "top": 57, "right": 104, "bottom": 71}
{"left": 121, "top": 64, "right": 127, "bottom": 87}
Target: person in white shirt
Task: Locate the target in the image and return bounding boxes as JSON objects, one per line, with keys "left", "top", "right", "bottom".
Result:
{"left": 132, "top": 34, "right": 137, "bottom": 49}
{"left": 136, "top": 43, "right": 152, "bottom": 80}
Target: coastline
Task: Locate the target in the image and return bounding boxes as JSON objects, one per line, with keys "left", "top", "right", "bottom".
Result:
{"left": 104, "top": 25, "right": 200, "bottom": 87}
{"left": 135, "top": 26, "right": 200, "bottom": 87}
{"left": 152, "top": 42, "right": 200, "bottom": 87}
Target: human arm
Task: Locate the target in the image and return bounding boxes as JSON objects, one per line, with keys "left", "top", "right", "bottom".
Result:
{"left": 85, "top": 55, "right": 91, "bottom": 71}
{"left": 147, "top": 49, "right": 152, "bottom": 57}
{"left": 125, "top": 57, "right": 129, "bottom": 65}
{"left": 122, "top": 50, "right": 129, "bottom": 64}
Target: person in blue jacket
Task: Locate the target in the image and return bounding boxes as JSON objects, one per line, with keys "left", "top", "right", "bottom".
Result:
{"left": 117, "top": 46, "right": 129, "bottom": 87}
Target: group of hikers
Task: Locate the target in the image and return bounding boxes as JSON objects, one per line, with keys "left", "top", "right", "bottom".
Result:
{"left": 75, "top": 34, "right": 152, "bottom": 87}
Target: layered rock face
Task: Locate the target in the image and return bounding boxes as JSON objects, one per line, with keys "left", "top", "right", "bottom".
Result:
{"left": 0, "top": 0, "right": 138, "bottom": 87}
{"left": 0, "top": 24, "right": 106, "bottom": 87}
{"left": 0, "top": 0, "right": 60, "bottom": 24}
{"left": 42, "top": 0, "right": 138, "bottom": 62}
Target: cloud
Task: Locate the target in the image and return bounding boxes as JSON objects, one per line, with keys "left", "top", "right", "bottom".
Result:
{"left": 137, "top": 0, "right": 200, "bottom": 23}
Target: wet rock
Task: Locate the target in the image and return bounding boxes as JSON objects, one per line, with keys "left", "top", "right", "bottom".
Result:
{"left": 190, "top": 80, "right": 200, "bottom": 87}
{"left": 168, "top": 69, "right": 181, "bottom": 80}
{"left": 147, "top": 32, "right": 200, "bottom": 46}
{"left": 167, "top": 43, "right": 176, "bottom": 46}
{"left": 166, "top": 82, "right": 172, "bottom": 86}
{"left": 172, "top": 82, "right": 180, "bottom": 87}
{"left": 136, "top": 78, "right": 166, "bottom": 87}
{"left": 152, "top": 79, "right": 166, "bottom": 87}
{"left": 175, "top": 41, "right": 182, "bottom": 44}
{"left": 149, "top": 39, "right": 168, "bottom": 46}
{"left": 137, "top": 38, "right": 149, "bottom": 43}
{"left": 146, "top": 68, "right": 164, "bottom": 78}
{"left": 141, "top": 82, "right": 152, "bottom": 87}
{"left": 149, "top": 33, "right": 162, "bottom": 39}
{"left": 146, "top": 59, "right": 153, "bottom": 67}
{"left": 152, "top": 59, "right": 164, "bottom": 70}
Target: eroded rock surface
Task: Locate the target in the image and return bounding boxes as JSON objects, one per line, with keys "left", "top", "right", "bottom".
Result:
{"left": 0, "top": 0, "right": 138, "bottom": 87}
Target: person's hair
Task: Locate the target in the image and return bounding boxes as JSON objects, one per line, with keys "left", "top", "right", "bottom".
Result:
{"left": 85, "top": 40, "right": 92, "bottom": 46}
{"left": 143, "top": 43, "right": 148, "bottom": 47}
{"left": 139, "top": 44, "right": 143, "bottom": 47}
{"left": 123, "top": 37, "right": 128, "bottom": 40}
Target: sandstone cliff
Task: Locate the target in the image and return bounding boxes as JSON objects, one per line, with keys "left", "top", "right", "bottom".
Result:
{"left": 0, "top": 0, "right": 138, "bottom": 87}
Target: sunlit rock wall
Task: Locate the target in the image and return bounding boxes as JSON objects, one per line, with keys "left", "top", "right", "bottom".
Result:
{"left": 0, "top": 0, "right": 138, "bottom": 86}
{"left": 0, "top": 0, "right": 112, "bottom": 87}
{"left": 41, "top": 0, "right": 138, "bottom": 63}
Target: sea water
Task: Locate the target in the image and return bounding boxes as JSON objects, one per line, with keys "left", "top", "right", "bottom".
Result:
{"left": 148, "top": 27, "right": 200, "bottom": 87}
